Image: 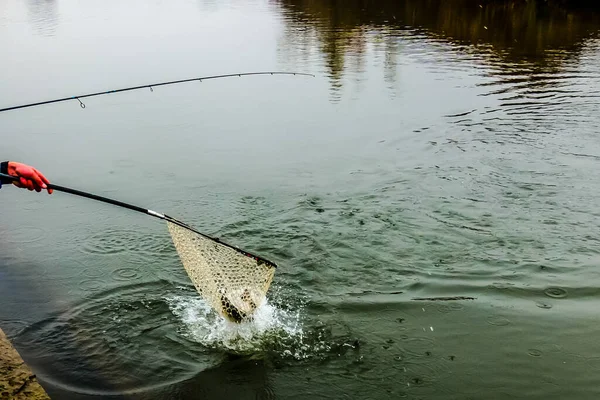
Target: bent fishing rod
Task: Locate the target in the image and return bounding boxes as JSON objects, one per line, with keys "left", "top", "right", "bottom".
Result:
{"left": 0, "top": 71, "right": 314, "bottom": 113}
{"left": 0, "top": 172, "right": 278, "bottom": 268}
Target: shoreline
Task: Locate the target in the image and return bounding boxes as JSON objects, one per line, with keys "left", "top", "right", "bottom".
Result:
{"left": 0, "top": 328, "right": 50, "bottom": 399}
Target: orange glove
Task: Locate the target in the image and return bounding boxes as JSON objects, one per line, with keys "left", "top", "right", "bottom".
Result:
{"left": 0, "top": 161, "right": 53, "bottom": 194}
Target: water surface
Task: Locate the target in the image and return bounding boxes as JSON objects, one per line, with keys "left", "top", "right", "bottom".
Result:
{"left": 2, "top": 0, "right": 600, "bottom": 398}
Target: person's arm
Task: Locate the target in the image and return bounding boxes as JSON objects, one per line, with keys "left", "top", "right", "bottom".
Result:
{"left": 0, "top": 161, "right": 53, "bottom": 194}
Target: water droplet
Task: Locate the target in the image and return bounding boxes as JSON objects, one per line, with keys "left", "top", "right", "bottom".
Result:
{"left": 544, "top": 287, "right": 567, "bottom": 299}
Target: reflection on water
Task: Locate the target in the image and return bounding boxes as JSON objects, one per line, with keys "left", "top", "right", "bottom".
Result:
{"left": 26, "top": 0, "right": 59, "bottom": 36}
{"left": 275, "top": 0, "right": 600, "bottom": 98}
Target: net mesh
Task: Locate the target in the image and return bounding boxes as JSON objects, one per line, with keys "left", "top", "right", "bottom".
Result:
{"left": 167, "top": 221, "right": 275, "bottom": 323}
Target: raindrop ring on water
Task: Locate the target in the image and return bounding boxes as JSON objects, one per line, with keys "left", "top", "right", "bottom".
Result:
{"left": 79, "top": 279, "right": 104, "bottom": 291}
{"left": 528, "top": 349, "right": 542, "bottom": 357}
{"left": 544, "top": 287, "right": 568, "bottom": 299}
{"left": 111, "top": 267, "right": 141, "bottom": 281}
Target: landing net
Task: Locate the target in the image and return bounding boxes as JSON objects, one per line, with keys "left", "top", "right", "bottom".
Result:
{"left": 167, "top": 221, "right": 276, "bottom": 323}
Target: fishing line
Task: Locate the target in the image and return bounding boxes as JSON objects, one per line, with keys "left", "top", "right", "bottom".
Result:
{"left": 0, "top": 172, "right": 277, "bottom": 323}
{"left": 0, "top": 71, "right": 314, "bottom": 113}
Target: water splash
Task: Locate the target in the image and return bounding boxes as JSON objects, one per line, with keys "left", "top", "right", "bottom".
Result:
{"left": 166, "top": 292, "right": 302, "bottom": 354}
{"left": 165, "top": 289, "right": 356, "bottom": 362}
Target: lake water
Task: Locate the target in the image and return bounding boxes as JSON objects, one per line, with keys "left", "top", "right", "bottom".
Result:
{"left": 2, "top": 0, "right": 600, "bottom": 398}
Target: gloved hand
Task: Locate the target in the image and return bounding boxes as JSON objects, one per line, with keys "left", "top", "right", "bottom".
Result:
{"left": 0, "top": 161, "right": 53, "bottom": 194}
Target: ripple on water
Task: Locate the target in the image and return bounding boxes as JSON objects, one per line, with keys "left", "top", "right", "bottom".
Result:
{"left": 78, "top": 279, "right": 104, "bottom": 292}
{"left": 3, "top": 226, "right": 46, "bottom": 244}
{"left": 406, "top": 368, "right": 437, "bottom": 388}
{"left": 15, "top": 281, "right": 197, "bottom": 396}
{"left": 2, "top": 320, "right": 31, "bottom": 338}
{"left": 79, "top": 266, "right": 106, "bottom": 279}
{"left": 397, "top": 335, "right": 436, "bottom": 360}
{"left": 528, "top": 349, "right": 543, "bottom": 357}
{"left": 79, "top": 229, "right": 174, "bottom": 262}
{"left": 111, "top": 267, "right": 141, "bottom": 281}
{"left": 435, "top": 302, "right": 464, "bottom": 313}
{"left": 80, "top": 234, "right": 130, "bottom": 255}
{"left": 487, "top": 316, "right": 511, "bottom": 326}
{"left": 544, "top": 287, "right": 568, "bottom": 299}
{"left": 401, "top": 361, "right": 448, "bottom": 392}
{"left": 15, "top": 282, "right": 351, "bottom": 395}
{"left": 75, "top": 259, "right": 142, "bottom": 286}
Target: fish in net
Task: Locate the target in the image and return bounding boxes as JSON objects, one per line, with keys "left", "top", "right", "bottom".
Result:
{"left": 167, "top": 221, "right": 276, "bottom": 323}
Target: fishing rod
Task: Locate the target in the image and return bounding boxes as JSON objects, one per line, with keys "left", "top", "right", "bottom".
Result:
{"left": 0, "top": 71, "right": 314, "bottom": 113}
{"left": 0, "top": 172, "right": 278, "bottom": 269}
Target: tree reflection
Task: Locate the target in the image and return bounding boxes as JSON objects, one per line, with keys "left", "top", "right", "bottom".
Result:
{"left": 273, "top": 0, "right": 600, "bottom": 97}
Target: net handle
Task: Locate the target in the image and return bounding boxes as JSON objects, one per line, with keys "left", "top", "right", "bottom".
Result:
{"left": 0, "top": 172, "right": 277, "bottom": 268}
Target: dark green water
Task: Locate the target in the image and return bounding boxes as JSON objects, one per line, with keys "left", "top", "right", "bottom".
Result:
{"left": 2, "top": 0, "right": 600, "bottom": 398}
